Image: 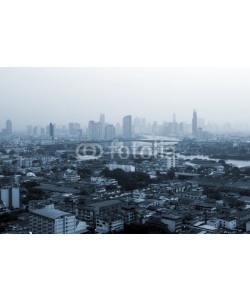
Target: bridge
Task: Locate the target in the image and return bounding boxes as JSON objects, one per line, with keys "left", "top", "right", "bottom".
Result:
{"left": 80, "top": 138, "right": 181, "bottom": 144}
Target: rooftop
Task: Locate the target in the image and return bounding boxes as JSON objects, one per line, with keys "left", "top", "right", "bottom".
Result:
{"left": 161, "top": 214, "right": 182, "bottom": 220}
{"left": 31, "top": 208, "right": 71, "bottom": 220}
{"left": 86, "top": 199, "right": 123, "bottom": 209}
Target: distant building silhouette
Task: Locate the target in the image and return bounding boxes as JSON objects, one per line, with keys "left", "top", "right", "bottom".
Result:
{"left": 49, "top": 122, "right": 55, "bottom": 141}
{"left": 69, "top": 123, "right": 81, "bottom": 136}
{"left": 123, "top": 115, "right": 132, "bottom": 139}
{"left": 105, "top": 124, "right": 116, "bottom": 140}
{"left": 88, "top": 121, "right": 103, "bottom": 140}
{"left": 6, "top": 120, "right": 12, "bottom": 135}
{"left": 192, "top": 110, "right": 198, "bottom": 138}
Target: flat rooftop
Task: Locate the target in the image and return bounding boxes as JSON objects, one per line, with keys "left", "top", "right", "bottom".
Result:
{"left": 86, "top": 200, "right": 123, "bottom": 208}
{"left": 31, "top": 208, "right": 71, "bottom": 220}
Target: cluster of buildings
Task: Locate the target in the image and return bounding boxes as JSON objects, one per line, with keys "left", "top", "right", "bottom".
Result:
{"left": 2, "top": 112, "right": 250, "bottom": 234}
{"left": 1, "top": 138, "right": 250, "bottom": 235}
{"left": 0, "top": 110, "right": 217, "bottom": 144}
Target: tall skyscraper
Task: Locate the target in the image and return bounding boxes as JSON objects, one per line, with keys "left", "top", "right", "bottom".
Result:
{"left": 6, "top": 120, "right": 12, "bottom": 135}
{"left": 88, "top": 121, "right": 95, "bottom": 140}
{"left": 69, "top": 123, "right": 81, "bottom": 136}
{"left": 88, "top": 121, "right": 103, "bottom": 140}
{"left": 192, "top": 110, "right": 198, "bottom": 138}
{"left": 105, "top": 124, "right": 116, "bottom": 140}
{"left": 123, "top": 115, "right": 132, "bottom": 139}
{"left": 100, "top": 113, "right": 105, "bottom": 125}
{"left": 49, "top": 122, "right": 55, "bottom": 141}
{"left": 99, "top": 113, "right": 106, "bottom": 139}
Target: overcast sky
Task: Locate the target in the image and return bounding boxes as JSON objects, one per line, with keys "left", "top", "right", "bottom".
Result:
{"left": 1, "top": 67, "right": 250, "bottom": 130}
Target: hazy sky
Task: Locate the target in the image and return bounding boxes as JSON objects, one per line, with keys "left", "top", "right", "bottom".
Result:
{"left": 1, "top": 68, "right": 250, "bottom": 130}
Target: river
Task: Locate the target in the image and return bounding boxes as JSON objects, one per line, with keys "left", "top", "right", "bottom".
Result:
{"left": 178, "top": 154, "right": 250, "bottom": 168}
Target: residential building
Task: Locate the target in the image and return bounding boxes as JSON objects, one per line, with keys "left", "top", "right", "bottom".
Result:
{"left": 0, "top": 186, "right": 20, "bottom": 209}
{"left": 107, "top": 163, "right": 135, "bottom": 172}
{"left": 161, "top": 214, "right": 182, "bottom": 233}
{"left": 95, "top": 214, "right": 124, "bottom": 233}
{"left": 219, "top": 218, "right": 237, "bottom": 230}
{"left": 29, "top": 205, "right": 77, "bottom": 234}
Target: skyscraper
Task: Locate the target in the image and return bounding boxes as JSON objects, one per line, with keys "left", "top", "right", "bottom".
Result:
{"left": 123, "top": 115, "right": 132, "bottom": 139}
{"left": 69, "top": 123, "right": 81, "bottom": 136}
{"left": 100, "top": 113, "right": 106, "bottom": 139}
{"left": 105, "top": 124, "right": 116, "bottom": 140}
{"left": 6, "top": 120, "right": 12, "bottom": 135}
{"left": 49, "top": 122, "right": 55, "bottom": 141}
{"left": 192, "top": 110, "right": 198, "bottom": 138}
{"left": 88, "top": 121, "right": 103, "bottom": 140}
{"left": 100, "top": 113, "right": 105, "bottom": 125}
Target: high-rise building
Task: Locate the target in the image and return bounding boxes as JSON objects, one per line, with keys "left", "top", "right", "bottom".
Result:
{"left": 123, "top": 115, "right": 132, "bottom": 139}
{"left": 100, "top": 113, "right": 105, "bottom": 125}
{"left": 49, "top": 123, "right": 56, "bottom": 141}
{"left": 88, "top": 121, "right": 103, "bottom": 140}
{"left": 88, "top": 121, "right": 95, "bottom": 140}
{"left": 69, "top": 123, "right": 81, "bottom": 136}
{"left": 105, "top": 124, "right": 116, "bottom": 140}
{"left": 192, "top": 110, "right": 198, "bottom": 138}
{"left": 6, "top": 120, "right": 12, "bottom": 135}
{"left": 100, "top": 114, "right": 106, "bottom": 139}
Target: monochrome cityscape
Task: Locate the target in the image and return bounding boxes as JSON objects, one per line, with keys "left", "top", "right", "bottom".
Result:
{"left": 1, "top": 68, "right": 250, "bottom": 234}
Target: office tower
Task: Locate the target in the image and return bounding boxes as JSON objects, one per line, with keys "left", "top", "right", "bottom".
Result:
{"left": 69, "top": 123, "right": 81, "bottom": 136}
{"left": 123, "top": 115, "right": 132, "bottom": 139}
{"left": 192, "top": 110, "right": 198, "bottom": 138}
{"left": 105, "top": 124, "right": 116, "bottom": 140}
{"left": 88, "top": 121, "right": 95, "bottom": 140}
{"left": 95, "top": 122, "right": 103, "bottom": 140}
{"left": 88, "top": 121, "right": 103, "bottom": 140}
{"left": 100, "top": 113, "right": 105, "bottom": 125}
{"left": 115, "top": 122, "right": 122, "bottom": 136}
{"left": 6, "top": 120, "right": 12, "bottom": 135}
{"left": 49, "top": 122, "right": 55, "bottom": 141}
{"left": 100, "top": 113, "right": 106, "bottom": 139}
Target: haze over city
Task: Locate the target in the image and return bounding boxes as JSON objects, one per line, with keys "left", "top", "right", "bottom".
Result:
{"left": 1, "top": 68, "right": 250, "bottom": 131}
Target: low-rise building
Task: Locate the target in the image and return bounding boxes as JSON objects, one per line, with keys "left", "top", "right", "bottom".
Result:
{"left": 29, "top": 205, "right": 77, "bottom": 234}
{"left": 161, "top": 214, "right": 182, "bottom": 233}
{"left": 95, "top": 214, "right": 124, "bottom": 233}
{"left": 107, "top": 163, "right": 135, "bottom": 172}
{"left": 219, "top": 218, "right": 237, "bottom": 230}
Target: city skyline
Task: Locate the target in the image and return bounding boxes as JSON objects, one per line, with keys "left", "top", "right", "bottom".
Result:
{"left": 1, "top": 110, "right": 249, "bottom": 138}
{"left": 1, "top": 68, "right": 250, "bottom": 130}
